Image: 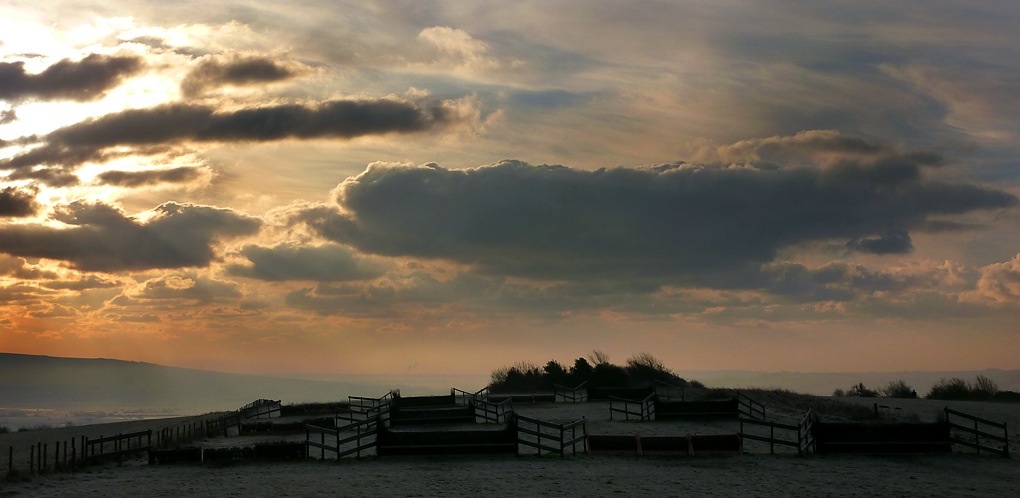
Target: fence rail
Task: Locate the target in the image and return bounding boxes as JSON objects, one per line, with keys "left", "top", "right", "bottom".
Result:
{"left": 609, "top": 394, "right": 656, "bottom": 421}
{"left": 740, "top": 411, "right": 813, "bottom": 455}
{"left": 240, "top": 399, "right": 282, "bottom": 419}
{"left": 515, "top": 414, "right": 587, "bottom": 456}
{"left": 737, "top": 392, "right": 766, "bottom": 420}
{"left": 476, "top": 397, "right": 514, "bottom": 424}
{"left": 206, "top": 412, "right": 243, "bottom": 438}
{"left": 554, "top": 382, "right": 588, "bottom": 403}
{"left": 945, "top": 408, "right": 1009, "bottom": 457}
{"left": 306, "top": 416, "right": 379, "bottom": 460}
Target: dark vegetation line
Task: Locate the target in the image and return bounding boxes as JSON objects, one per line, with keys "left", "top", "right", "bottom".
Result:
{"left": 487, "top": 350, "right": 696, "bottom": 393}
{"left": 488, "top": 351, "right": 1020, "bottom": 403}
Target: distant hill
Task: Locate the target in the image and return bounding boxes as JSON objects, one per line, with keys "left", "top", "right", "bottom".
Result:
{"left": 0, "top": 353, "right": 401, "bottom": 416}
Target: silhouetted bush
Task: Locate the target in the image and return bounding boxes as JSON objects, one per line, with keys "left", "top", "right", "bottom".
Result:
{"left": 927, "top": 375, "right": 1001, "bottom": 401}
{"left": 927, "top": 377, "right": 972, "bottom": 400}
{"left": 881, "top": 379, "right": 917, "bottom": 398}
{"left": 849, "top": 382, "right": 879, "bottom": 397}
{"left": 489, "top": 351, "right": 686, "bottom": 392}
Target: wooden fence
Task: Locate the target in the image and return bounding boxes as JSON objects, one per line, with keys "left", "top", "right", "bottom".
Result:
{"left": 945, "top": 408, "right": 1009, "bottom": 457}
{"left": 305, "top": 416, "right": 380, "bottom": 460}
{"left": 338, "top": 391, "right": 394, "bottom": 428}
{"left": 475, "top": 397, "right": 514, "bottom": 424}
{"left": 452, "top": 387, "right": 488, "bottom": 405}
{"left": 83, "top": 430, "right": 152, "bottom": 466}
{"left": 206, "top": 412, "right": 242, "bottom": 438}
{"left": 554, "top": 382, "right": 588, "bottom": 403}
{"left": 609, "top": 393, "right": 656, "bottom": 421}
{"left": 737, "top": 392, "right": 766, "bottom": 420}
{"left": 739, "top": 410, "right": 814, "bottom": 455}
{"left": 240, "top": 399, "right": 282, "bottom": 419}
{"left": 515, "top": 414, "right": 587, "bottom": 456}
{"left": 155, "top": 419, "right": 206, "bottom": 448}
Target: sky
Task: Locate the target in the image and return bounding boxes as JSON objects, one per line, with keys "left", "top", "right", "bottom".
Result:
{"left": 1, "top": 1, "right": 1018, "bottom": 378}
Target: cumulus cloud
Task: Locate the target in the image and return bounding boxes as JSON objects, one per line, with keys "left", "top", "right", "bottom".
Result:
{"left": 135, "top": 272, "right": 242, "bottom": 303}
{"left": 227, "top": 243, "right": 389, "bottom": 282}
{"left": 295, "top": 136, "right": 1015, "bottom": 284}
{"left": 0, "top": 201, "right": 260, "bottom": 272}
{"left": 2, "top": 98, "right": 472, "bottom": 171}
{"left": 96, "top": 166, "right": 207, "bottom": 187}
{"left": 964, "top": 254, "right": 1020, "bottom": 305}
{"left": 0, "top": 254, "right": 58, "bottom": 279}
{"left": 0, "top": 54, "right": 144, "bottom": 102}
{"left": 0, "top": 186, "right": 39, "bottom": 217}
{"left": 181, "top": 54, "right": 306, "bottom": 98}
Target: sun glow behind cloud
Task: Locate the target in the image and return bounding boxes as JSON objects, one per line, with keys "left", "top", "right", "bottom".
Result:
{"left": 0, "top": 1, "right": 1018, "bottom": 376}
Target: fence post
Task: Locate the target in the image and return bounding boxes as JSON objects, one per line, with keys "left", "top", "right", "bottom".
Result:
{"left": 30, "top": 444, "right": 34, "bottom": 475}
{"left": 974, "top": 418, "right": 980, "bottom": 455}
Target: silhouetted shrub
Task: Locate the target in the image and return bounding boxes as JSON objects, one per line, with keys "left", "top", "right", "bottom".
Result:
{"left": 489, "top": 351, "right": 690, "bottom": 392}
{"left": 971, "top": 375, "right": 999, "bottom": 399}
{"left": 849, "top": 382, "right": 879, "bottom": 397}
{"left": 927, "top": 377, "right": 971, "bottom": 400}
{"left": 881, "top": 379, "right": 917, "bottom": 398}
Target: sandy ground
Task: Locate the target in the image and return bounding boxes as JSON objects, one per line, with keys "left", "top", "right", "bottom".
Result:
{"left": 2, "top": 397, "right": 1017, "bottom": 497}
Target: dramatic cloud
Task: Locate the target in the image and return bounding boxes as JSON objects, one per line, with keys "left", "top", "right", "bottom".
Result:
{"left": 0, "top": 186, "right": 38, "bottom": 217}
{"left": 965, "top": 254, "right": 1020, "bottom": 305}
{"left": 181, "top": 54, "right": 305, "bottom": 98}
{"left": 0, "top": 254, "right": 57, "bottom": 279}
{"left": 96, "top": 166, "right": 206, "bottom": 187}
{"left": 0, "top": 201, "right": 260, "bottom": 272}
{"left": 0, "top": 108, "right": 15, "bottom": 124}
{"left": 135, "top": 273, "right": 242, "bottom": 303}
{"left": 2, "top": 98, "right": 470, "bottom": 170}
{"left": 227, "top": 243, "right": 389, "bottom": 282}
{"left": 0, "top": 54, "right": 144, "bottom": 102}
{"left": 298, "top": 140, "right": 1015, "bottom": 284}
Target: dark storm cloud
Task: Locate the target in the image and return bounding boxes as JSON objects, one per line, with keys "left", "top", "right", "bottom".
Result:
{"left": 181, "top": 55, "right": 303, "bottom": 98}
{"left": 0, "top": 201, "right": 260, "bottom": 272}
{"left": 4, "top": 167, "right": 80, "bottom": 187}
{"left": 846, "top": 231, "right": 913, "bottom": 255}
{"left": 0, "top": 54, "right": 144, "bottom": 102}
{"left": 96, "top": 166, "right": 204, "bottom": 187}
{"left": 296, "top": 152, "right": 1015, "bottom": 283}
{"left": 2, "top": 99, "right": 462, "bottom": 170}
{"left": 226, "top": 243, "right": 389, "bottom": 282}
{"left": 0, "top": 186, "right": 39, "bottom": 217}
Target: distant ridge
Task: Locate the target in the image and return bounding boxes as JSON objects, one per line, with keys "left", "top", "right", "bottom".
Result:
{"left": 0, "top": 352, "right": 398, "bottom": 414}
